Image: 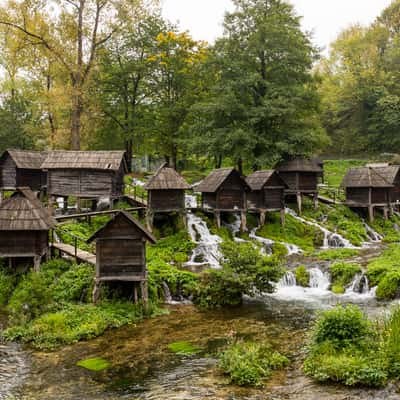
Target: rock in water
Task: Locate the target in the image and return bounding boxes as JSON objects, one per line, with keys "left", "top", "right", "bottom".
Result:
{"left": 97, "top": 196, "right": 111, "bottom": 211}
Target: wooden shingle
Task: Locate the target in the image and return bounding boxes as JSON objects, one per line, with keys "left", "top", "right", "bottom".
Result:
{"left": 196, "top": 168, "right": 249, "bottom": 193}
{"left": 144, "top": 163, "right": 190, "bottom": 190}
{"left": 276, "top": 158, "right": 323, "bottom": 173}
{"left": 246, "top": 170, "right": 286, "bottom": 191}
{"left": 341, "top": 167, "right": 393, "bottom": 188}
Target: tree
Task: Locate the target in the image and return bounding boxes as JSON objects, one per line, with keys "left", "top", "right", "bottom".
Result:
{"left": 188, "top": 0, "right": 327, "bottom": 173}
{"left": 0, "top": 0, "right": 155, "bottom": 149}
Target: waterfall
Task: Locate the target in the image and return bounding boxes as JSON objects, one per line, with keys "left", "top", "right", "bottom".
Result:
{"left": 285, "top": 208, "right": 355, "bottom": 249}
{"left": 346, "top": 274, "right": 370, "bottom": 295}
{"left": 185, "top": 194, "right": 198, "bottom": 209}
{"left": 309, "top": 268, "right": 330, "bottom": 290}
{"left": 277, "top": 271, "right": 297, "bottom": 288}
{"left": 162, "top": 281, "right": 173, "bottom": 303}
{"left": 363, "top": 223, "right": 383, "bottom": 242}
{"left": 186, "top": 213, "right": 222, "bottom": 269}
{"left": 132, "top": 178, "right": 146, "bottom": 186}
{"left": 249, "top": 229, "right": 274, "bottom": 255}
{"left": 223, "top": 213, "right": 242, "bottom": 240}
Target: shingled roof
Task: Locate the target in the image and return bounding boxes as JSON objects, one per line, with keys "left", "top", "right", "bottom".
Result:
{"left": 41, "top": 151, "right": 127, "bottom": 172}
{"left": 144, "top": 164, "right": 190, "bottom": 190}
{"left": 196, "top": 168, "right": 249, "bottom": 193}
{"left": 341, "top": 167, "right": 393, "bottom": 188}
{"left": 246, "top": 170, "right": 286, "bottom": 191}
{"left": 0, "top": 188, "right": 56, "bottom": 230}
{"left": 373, "top": 166, "right": 400, "bottom": 185}
{"left": 87, "top": 211, "right": 156, "bottom": 244}
{"left": 1, "top": 150, "right": 48, "bottom": 170}
{"left": 276, "top": 158, "right": 323, "bottom": 173}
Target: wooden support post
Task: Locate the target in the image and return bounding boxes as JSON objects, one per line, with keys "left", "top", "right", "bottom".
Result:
{"left": 92, "top": 280, "right": 101, "bottom": 304}
{"left": 390, "top": 204, "right": 394, "bottom": 217}
{"left": 313, "top": 192, "right": 319, "bottom": 210}
{"left": 91, "top": 199, "right": 97, "bottom": 212}
{"left": 76, "top": 197, "right": 81, "bottom": 213}
{"left": 146, "top": 211, "right": 154, "bottom": 232}
{"left": 240, "top": 211, "right": 247, "bottom": 232}
{"left": 48, "top": 196, "right": 55, "bottom": 215}
{"left": 133, "top": 283, "right": 138, "bottom": 303}
{"left": 33, "top": 255, "right": 41, "bottom": 272}
{"left": 384, "top": 207, "right": 389, "bottom": 221}
{"left": 259, "top": 211, "right": 266, "bottom": 227}
{"left": 280, "top": 208, "right": 286, "bottom": 226}
{"left": 141, "top": 280, "right": 148, "bottom": 309}
{"left": 63, "top": 196, "right": 68, "bottom": 214}
{"left": 215, "top": 211, "right": 221, "bottom": 229}
{"left": 181, "top": 210, "right": 187, "bottom": 229}
{"left": 296, "top": 193, "right": 302, "bottom": 215}
{"left": 0, "top": 191, "right": 3, "bottom": 204}
{"left": 368, "top": 206, "right": 374, "bottom": 222}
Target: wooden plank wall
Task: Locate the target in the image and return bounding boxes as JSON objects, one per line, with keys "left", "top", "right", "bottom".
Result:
{"left": 0, "top": 231, "right": 48, "bottom": 256}
{"left": 0, "top": 155, "right": 17, "bottom": 189}
{"left": 149, "top": 189, "right": 185, "bottom": 211}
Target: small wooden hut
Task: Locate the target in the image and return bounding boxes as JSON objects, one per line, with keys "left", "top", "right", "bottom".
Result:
{"left": 0, "top": 187, "right": 56, "bottom": 271}
{"left": 196, "top": 168, "right": 249, "bottom": 230}
{"left": 276, "top": 158, "right": 323, "bottom": 213}
{"left": 246, "top": 170, "right": 287, "bottom": 225}
{"left": 87, "top": 211, "right": 156, "bottom": 303}
{"left": 0, "top": 150, "right": 47, "bottom": 201}
{"left": 373, "top": 165, "right": 400, "bottom": 205}
{"left": 41, "top": 151, "right": 128, "bottom": 211}
{"left": 341, "top": 167, "right": 393, "bottom": 221}
{"left": 144, "top": 163, "right": 191, "bottom": 230}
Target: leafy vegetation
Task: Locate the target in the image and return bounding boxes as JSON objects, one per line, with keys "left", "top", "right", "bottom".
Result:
{"left": 304, "top": 305, "right": 387, "bottom": 387}
{"left": 168, "top": 341, "right": 201, "bottom": 355}
{"left": 323, "top": 160, "right": 367, "bottom": 188}
{"left": 219, "top": 341, "right": 288, "bottom": 386}
{"left": 329, "top": 262, "right": 361, "bottom": 294}
{"left": 315, "top": 248, "right": 360, "bottom": 261}
{"left": 77, "top": 357, "right": 111, "bottom": 371}
{"left": 295, "top": 265, "right": 310, "bottom": 287}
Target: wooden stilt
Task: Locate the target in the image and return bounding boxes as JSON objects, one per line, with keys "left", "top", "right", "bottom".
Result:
{"left": 146, "top": 211, "right": 154, "bottom": 232}
{"left": 280, "top": 208, "right": 286, "bottom": 226}
{"left": 259, "top": 211, "right": 266, "bottom": 226}
{"left": 133, "top": 283, "right": 138, "bottom": 303}
{"left": 33, "top": 255, "right": 41, "bottom": 272}
{"left": 181, "top": 211, "right": 187, "bottom": 229}
{"left": 141, "top": 280, "right": 148, "bottom": 309}
{"left": 313, "top": 192, "right": 319, "bottom": 210}
{"left": 383, "top": 207, "right": 389, "bottom": 221}
{"left": 296, "top": 193, "right": 302, "bottom": 215}
{"left": 215, "top": 211, "right": 221, "bottom": 229}
{"left": 92, "top": 280, "right": 101, "bottom": 304}
{"left": 368, "top": 206, "right": 374, "bottom": 222}
{"left": 76, "top": 197, "right": 81, "bottom": 213}
{"left": 240, "top": 211, "right": 247, "bottom": 231}
{"left": 48, "top": 196, "right": 55, "bottom": 215}
{"left": 63, "top": 196, "right": 68, "bottom": 214}
{"left": 0, "top": 191, "right": 3, "bottom": 204}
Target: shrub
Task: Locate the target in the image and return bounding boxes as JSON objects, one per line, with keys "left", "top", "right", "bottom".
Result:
{"left": 295, "top": 265, "right": 310, "bottom": 287}
{"left": 382, "top": 306, "right": 400, "bottom": 377}
{"left": 0, "top": 267, "right": 16, "bottom": 306}
{"left": 311, "top": 305, "right": 371, "bottom": 348}
{"left": 330, "top": 262, "right": 361, "bottom": 292}
{"left": 376, "top": 271, "right": 400, "bottom": 300}
{"left": 367, "top": 245, "right": 400, "bottom": 289}
{"left": 316, "top": 248, "right": 360, "bottom": 261}
{"left": 219, "top": 341, "right": 288, "bottom": 386}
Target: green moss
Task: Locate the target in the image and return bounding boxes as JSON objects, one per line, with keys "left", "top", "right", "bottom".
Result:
{"left": 257, "top": 212, "right": 323, "bottom": 252}
{"left": 77, "top": 357, "right": 110, "bottom": 371}
{"left": 376, "top": 271, "right": 400, "bottom": 300}
{"left": 295, "top": 265, "right": 310, "bottom": 287}
{"left": 330, "top": 262, "right": 361, "bottom": 291}
{"left": 331, "top": 285, "right": 345, "bottom": 294}
{"left": 315, "top": 248, "right": 360, "bottom": 261}
{"left": 168, "top": 341, "right": 201, "bottom": 355}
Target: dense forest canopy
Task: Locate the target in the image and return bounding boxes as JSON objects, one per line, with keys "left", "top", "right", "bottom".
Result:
{"left": 0, "top": 0, "right": 398, "bottom": 169}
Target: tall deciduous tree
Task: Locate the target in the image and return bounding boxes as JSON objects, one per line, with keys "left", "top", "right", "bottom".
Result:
{"left": 0, "top": 0, "right": 155, "bottom": 149}
{"left": 189, "top": 0, "right": 327, "bottom": 172}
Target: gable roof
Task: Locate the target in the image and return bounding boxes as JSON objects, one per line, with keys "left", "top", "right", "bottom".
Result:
{"left": 41, "top": 151, "right": 127, "bottom": 172}
{"left": 373, "top": 166, "right": 400, "bottom": 185}
{"left": 144, "top": 163, "right": 190, "bottom": 190}
{"left": 276, "top": 158, "right": 323, "bottom": 173}
{"left": 1, "top": 150, "right": 48, "bottom": 170}
{"left": 87, "top": 211, "right": 156, "bottom": 243}
{"left": 341, "top": 167, "right": 393, "bottom": 188}
{"left": 246, "top": 170, "right": 287, "bottom": 191}
{"left": 195, "top": 168, "right": 249, "bottom": 193}
{"left": 0, "top": 187, "right": 56, "bottom": 230}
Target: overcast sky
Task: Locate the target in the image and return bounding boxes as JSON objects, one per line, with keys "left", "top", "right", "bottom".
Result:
{"left": 162, "top": 0, "right": 393, "bottom": 54}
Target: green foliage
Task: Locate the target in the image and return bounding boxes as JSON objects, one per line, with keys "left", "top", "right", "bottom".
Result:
{"left": 77, "top": 357, "right": 110, "bottom": 371}
{"left": 371, "top": 214, "right": 400, "bottom": 244}
{"left": 193, "top": 241, "right": 283, "bottom": 309}
{"left": 295, "top": 265, "right": 310, "bottom": 287}
{"left": 3, "top": 302, "right": 160, "bottom": 350}
{"left": 367, "top": 245, "right": 400, "bottom": 298}
{"left": 304, "top": 305, "right": 387, "bottom": 387}
{"left": 168, "top": 341, "right": 201, "bottom": 355}
{"left": 218, "top": 341, "right": 288, "bottom": 387}
{"left": 323, "top": 160, "right": 367, "bottom": 188}
{"left": 381, "top": 306, "right": 400, "bottom": 377}
{"left": 0, "top": 266, "right": 16, "bottom": 306}
{"left": 257, "top": 211, "right": 323, "bottom": 251}
{"left": 311, "top": 305, "right": 372, "bottom": 348}
{"left": 315, "top": 248, "right": 360, "bottom": 261}
{"left": 330, "top": 262, "right": 361, "bottom": 292}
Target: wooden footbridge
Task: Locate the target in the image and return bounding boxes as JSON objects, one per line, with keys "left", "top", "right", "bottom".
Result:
{"left": 50, "top": 242, "right": 96, "bottom": 265}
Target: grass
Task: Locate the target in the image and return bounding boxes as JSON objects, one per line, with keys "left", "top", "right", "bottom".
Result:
{"left": 168, "top": 341, "right": 201, "bottom": 355}
{"left": 323, "top": 160, "right": 368, "bottom": 188}
{"left": 77, "top": 357, "right": 110, "bottom": 371}
{"left": 315, "top": 248, "right": 360, "bottom": 261}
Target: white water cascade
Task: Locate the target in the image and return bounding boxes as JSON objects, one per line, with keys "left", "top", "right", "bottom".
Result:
{"left": 186, "top": 213, "right": 222, "bottom": 269}
{"left": 285, "top": 208, "right": 355, "bottom": 249}
{"left": 363, "top": 222, "right": 383, "bottom": 243}
{"left": 185, "top": 194, "right": 198, "bottom": 209}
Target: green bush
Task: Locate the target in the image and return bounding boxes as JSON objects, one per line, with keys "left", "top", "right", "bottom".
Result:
{"left": 330, "top": 262, "right": 361, "bottom": 292}
{"left": 219, "top": 341, "right": 288, "bottom": 386}
{"left": 311, "top": 305, "right": 371, "bottom": 348}
{"left": 0, "top": 267, "right": 16, "bottom": 306}
{"left": 315, "top": 248, "right": 360, "bottom": 261}
{"left": 376, "top": 271, "right": 400, "bottom": 300}
{"left": 382, "top": 306, "right": 400, "bottom": 377}
{"left": 295, "top": 265, "right": 310, "bottom": 287}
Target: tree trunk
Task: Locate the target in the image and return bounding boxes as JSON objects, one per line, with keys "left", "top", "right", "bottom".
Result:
{"left": 172, "top": 144, "right": 178, "bottom": 170}
{"left": 125, "top": 139, "right": 133, "bottom": 172}
{"left": 237, "top": 158, "right": 243, "bottom": 175}
{"left": 71, "top": 86, "right": 82, "bottom": 150}
{"left": 216, "top": 154, "right": 222, "bottom": 169}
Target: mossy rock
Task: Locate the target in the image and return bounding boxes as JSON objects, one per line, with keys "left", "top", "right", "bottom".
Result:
{"left": 331, "top": 284, "right": 345, "bottom": 294}
{"left": 168, "top": 341, "right": 201, "bottom": 355}
{"left": 77, "top": 357, "right": 110, "bottom": 371}
{"left": 376, "top": 271, "right": 400, "bottom": 300}
{"left": 295, "top": 265, "right": 310, "bottom": 287}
